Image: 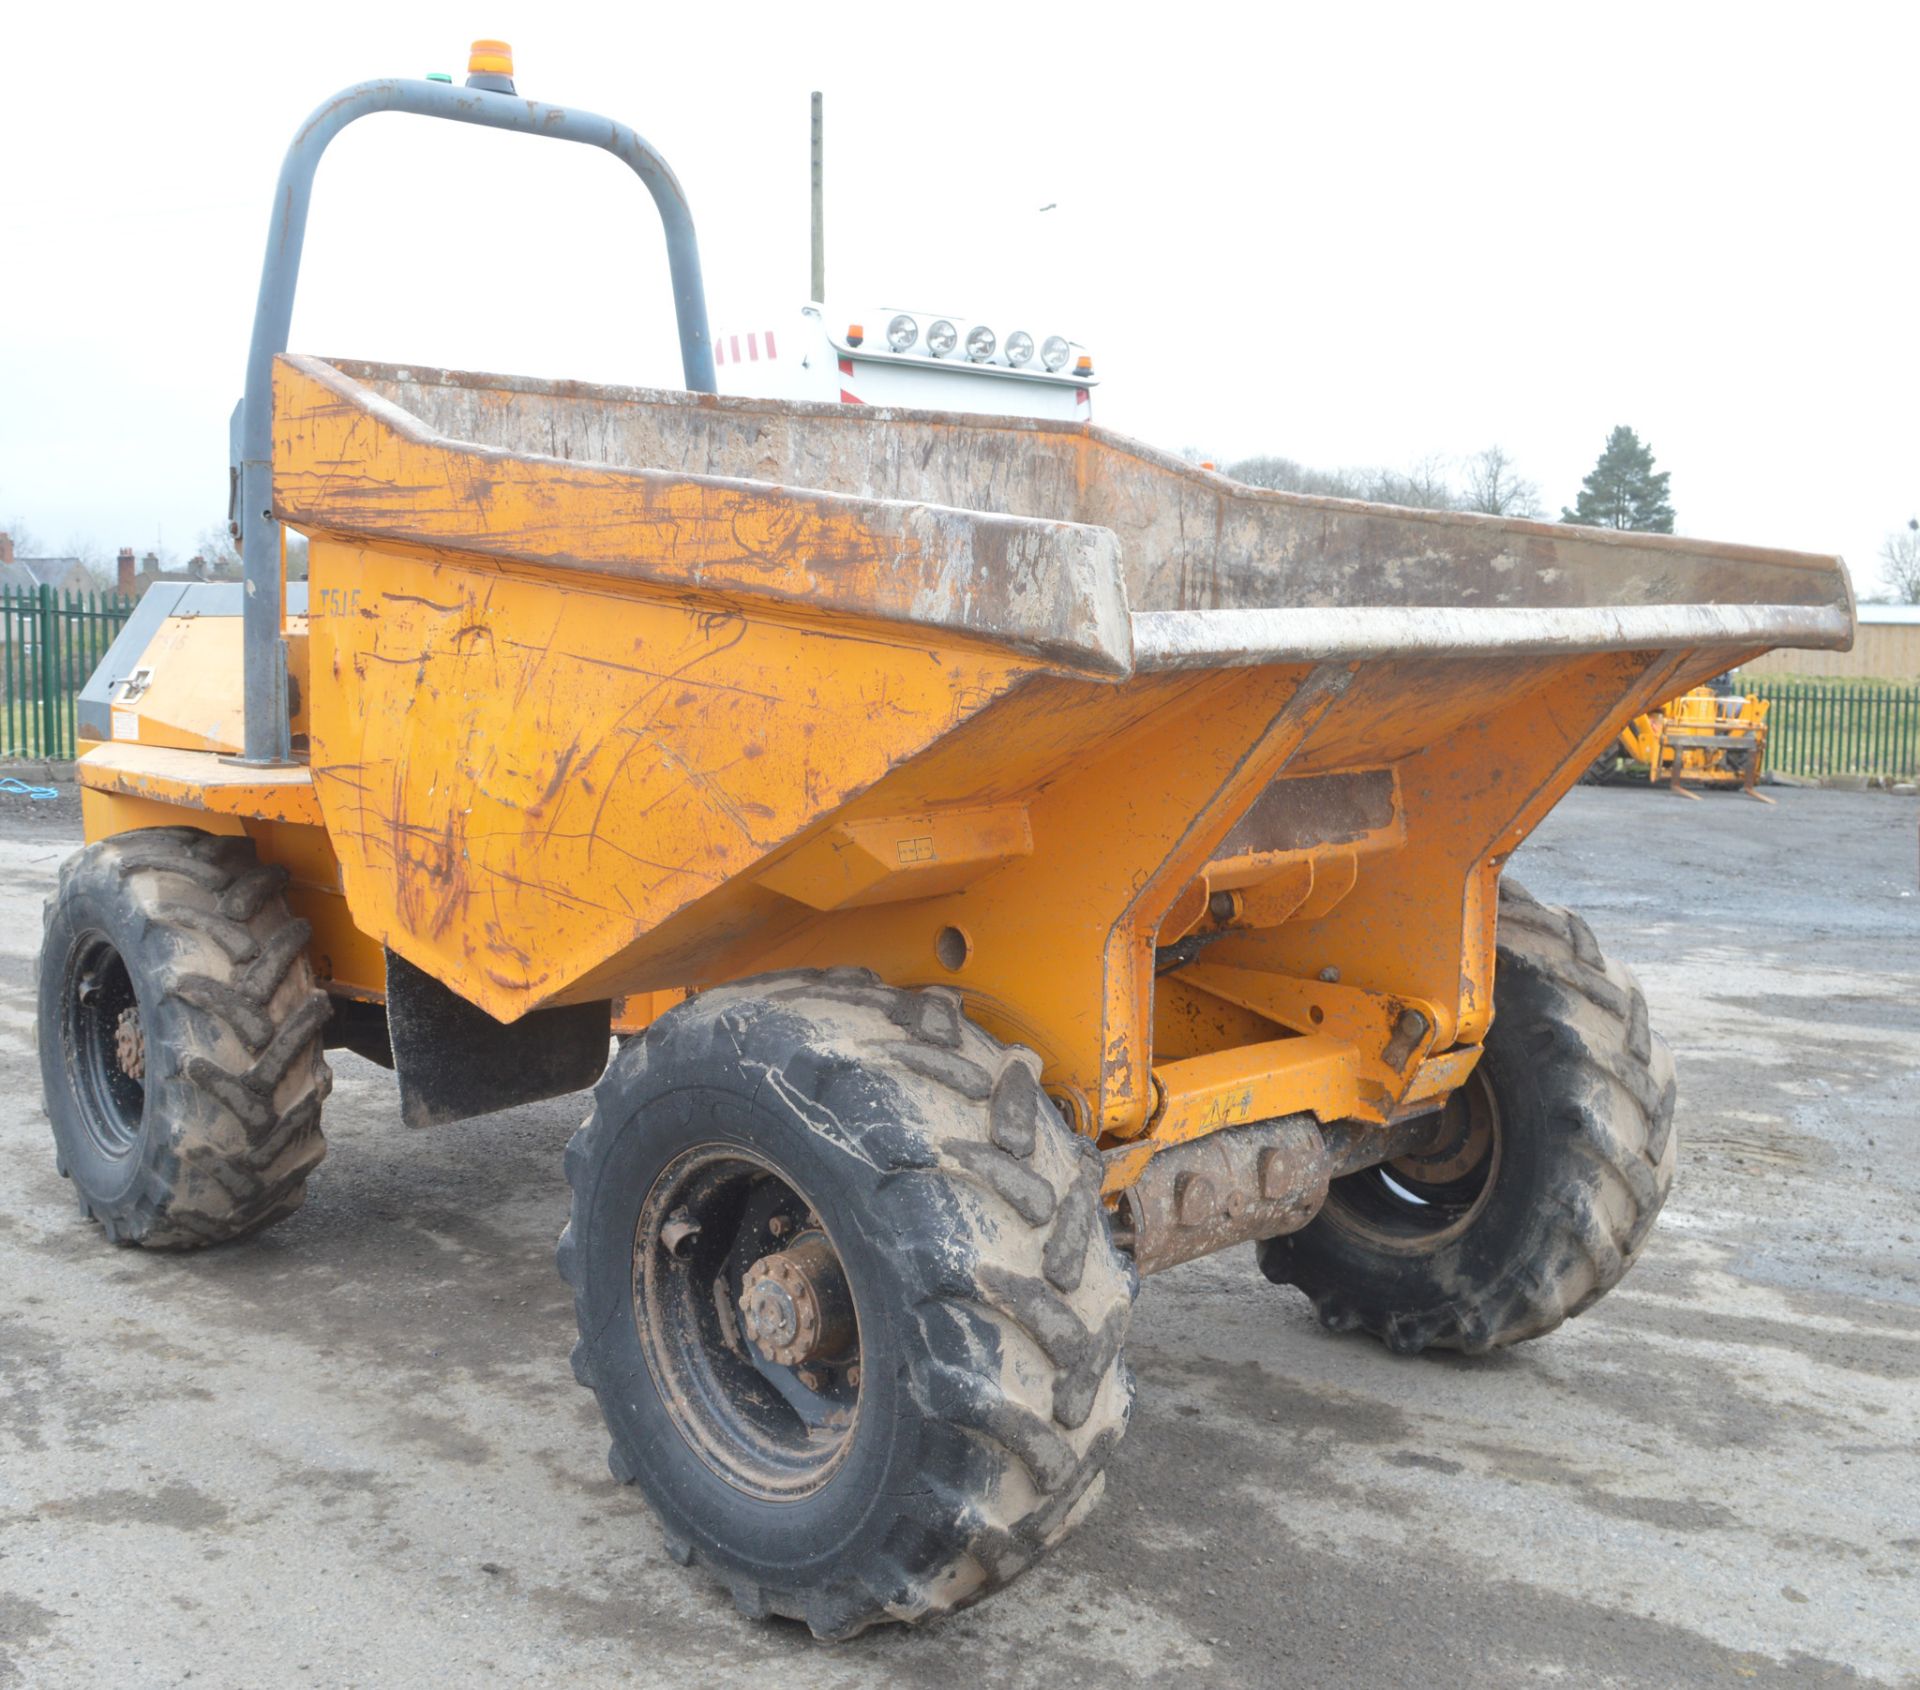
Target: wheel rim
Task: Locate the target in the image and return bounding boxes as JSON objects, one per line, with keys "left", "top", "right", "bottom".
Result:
{"left": 1323, "top": 1067, "right": 1501, "bottom": 1252}
{"left": 64, "top": 932, "right": 147, "bottom": 1158}
{"left": 633, "top": 1145, "right": 862, "bottom": 1502}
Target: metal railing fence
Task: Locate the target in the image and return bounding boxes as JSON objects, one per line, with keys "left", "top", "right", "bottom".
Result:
{"left": 0, "top": 585, "right": 136, "bottom": 761}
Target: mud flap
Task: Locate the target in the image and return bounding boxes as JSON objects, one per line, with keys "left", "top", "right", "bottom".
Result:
{"left": 385, "top": 948, "right": 611, "bottom": 1128}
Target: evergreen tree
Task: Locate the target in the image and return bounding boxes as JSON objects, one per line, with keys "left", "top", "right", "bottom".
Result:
{"left": 1561, "top": 426, "right": 1674, "bottom": 532}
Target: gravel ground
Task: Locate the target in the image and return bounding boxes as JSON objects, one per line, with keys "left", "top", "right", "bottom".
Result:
{"left": 1, "top": 783, "right": 1916, "bottom": 1688}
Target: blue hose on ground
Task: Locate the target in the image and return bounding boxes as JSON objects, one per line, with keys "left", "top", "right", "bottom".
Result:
{"left": 0, "top": 775, "right": 59, "bottom": 801}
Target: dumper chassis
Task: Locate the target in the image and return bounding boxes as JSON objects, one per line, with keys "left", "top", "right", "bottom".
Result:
{"left": 34, "top": 54, "right": 1853, "bottom": 1638}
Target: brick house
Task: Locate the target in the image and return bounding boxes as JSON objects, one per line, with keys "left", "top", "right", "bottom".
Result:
{"left": 0, "top": 531, "right": 95, "bottom": 596}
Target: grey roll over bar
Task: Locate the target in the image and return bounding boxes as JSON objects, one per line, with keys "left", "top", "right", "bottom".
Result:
{"left": 234, "top": 75, "right": 717, "bottom": 765}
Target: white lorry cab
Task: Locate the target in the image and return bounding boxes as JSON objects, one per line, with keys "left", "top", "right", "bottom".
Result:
{"left": 712, "top": 305, "right": 1097, "bottom": 421}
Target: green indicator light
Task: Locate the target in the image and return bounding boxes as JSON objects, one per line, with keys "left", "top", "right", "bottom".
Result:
{"left": 426, "top": 71, "right": 453, "bottom": 83}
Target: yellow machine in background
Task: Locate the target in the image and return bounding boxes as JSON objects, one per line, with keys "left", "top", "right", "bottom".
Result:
{"left": 1592, "top": 684, "right": 1772, "bottom": 798}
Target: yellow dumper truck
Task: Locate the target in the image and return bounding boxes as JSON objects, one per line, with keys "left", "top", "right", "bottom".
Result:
{"left": 39, "top": 48, "right": 1855, "bottom": 1638}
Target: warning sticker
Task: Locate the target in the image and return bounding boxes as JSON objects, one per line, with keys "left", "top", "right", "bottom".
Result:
{"left": 111, "top": 708, "right": 139, "bottom": 742}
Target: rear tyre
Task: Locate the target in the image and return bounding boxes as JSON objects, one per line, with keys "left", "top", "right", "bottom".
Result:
{"left": 556, "top": 968, "right": 1134, "bottom": 1639}
{"left": 1257, "top": 878, "right": 1676, "bottom": 1353}
{"left": 37, "top": 828, "right": 333, "bottom": 1248}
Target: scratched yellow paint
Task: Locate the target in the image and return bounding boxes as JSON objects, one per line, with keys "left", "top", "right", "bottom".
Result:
{"left": 78, "top": 742, "right": 323, "bottom": 825}
{"left": 272, "top": 356, "right": 1129, "bottom": 681}
{"left": 756, "top": 804, "right": 1033, "bottom": 910}
{"left": 304, "top": 541, "right": 1038, "bottom": 1021}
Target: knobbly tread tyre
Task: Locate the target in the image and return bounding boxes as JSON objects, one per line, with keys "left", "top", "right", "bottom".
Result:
{"left": 37, "top": 828, "right": 332, "bottom": 1248}
{"left": 1580, "top": 749, "right": 1619, "bottom": 785}
{"left": 556, "top": 968, "right": 1135, "bottom": 1639}
{"left": 1258, "top": 877, "right": 1676, "bottom": 1354}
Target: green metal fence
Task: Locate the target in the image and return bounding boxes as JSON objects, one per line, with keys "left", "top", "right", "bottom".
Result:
{"left": 1, "top": 585, "right": 137, "bottom": 761}
{"left": 1744, "top": 679, "right": 1920, "bottom": 781}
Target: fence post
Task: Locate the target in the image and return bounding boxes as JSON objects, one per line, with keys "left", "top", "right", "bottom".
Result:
{"left": 36, "top": 583, "right": 56, "bottom": 761}
{"left": 59, "top": 589, "right": 73, "bottom": 761}
{"left": 8, "top": 587, "right": 20, "bottom": 758}
{"left": 2, "top": 590, "right": 12, "bottom": 755}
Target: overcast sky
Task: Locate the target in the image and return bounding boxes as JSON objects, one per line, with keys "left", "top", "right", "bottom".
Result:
{"left": 3, "top": 1, "right": 1915, "bottom": 594}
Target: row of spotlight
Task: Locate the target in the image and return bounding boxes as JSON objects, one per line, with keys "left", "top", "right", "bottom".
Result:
{"left": 876, "top": 315, "right": 1077, "bottom": 371}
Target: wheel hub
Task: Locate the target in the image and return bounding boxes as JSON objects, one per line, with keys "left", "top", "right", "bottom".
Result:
{"left": 632, "top": 1148, "right": 864, "bottom": 1501}
{"left": 67, "top": 936, "right": 146, "bottom": 1158}
{"left": 1389, "top": 1080, "right": 1494, "bottom": 1186}
{"left": 114, "top": 1006, "right": 145, "bottom": 1082}
{"left": 738, "top": 1232, "right": 854, "bottom": 1368}
{"left": 1326, "top": 1067, "right": 1504, "bottom": 1253}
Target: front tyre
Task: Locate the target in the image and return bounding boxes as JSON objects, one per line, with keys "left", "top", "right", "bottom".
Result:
{"left": 1258, "top": 878, "right": 1676, "bottom": 1353}
{"left": 556, "top": 969, "right": 1134, "bottom": 1639}
{"left": 37, "top": 828, "right": 333, "bottom": 1248}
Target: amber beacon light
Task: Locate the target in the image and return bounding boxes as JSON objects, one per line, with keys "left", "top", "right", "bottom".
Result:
{"left": 469, "top": 39, "right": 514, "bottom": 75}
{"left": 465, "top": 39, "right": 516, "bottom": 93}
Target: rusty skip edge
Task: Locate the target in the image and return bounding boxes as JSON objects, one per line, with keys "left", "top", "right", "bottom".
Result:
{"left": 275, "top": 355, "right": 1856, "bottom": 687}
{"left": 274, "top": 355, "right": 1136, "bottom": 683}
{"left": 1130, "top": 599, "right": 1856, "bottom": 671}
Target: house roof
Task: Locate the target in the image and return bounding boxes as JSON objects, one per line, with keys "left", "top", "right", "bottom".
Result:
{"left": 0, "top": 556, "right": 85, "bottom": 592}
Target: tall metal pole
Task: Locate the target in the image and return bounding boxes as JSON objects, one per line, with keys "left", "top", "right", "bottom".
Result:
{"left": 810, "top": 91, "right": 825, "bottom": 304}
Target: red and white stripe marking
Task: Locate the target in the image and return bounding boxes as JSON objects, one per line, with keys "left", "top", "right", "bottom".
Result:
{"left": 713, "top": 330, "right": 779, "bottom": 366}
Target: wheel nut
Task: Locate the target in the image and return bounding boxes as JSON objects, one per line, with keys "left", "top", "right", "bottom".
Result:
{"left": 113, "top": 1006, "right": 146, "bottom": 1082}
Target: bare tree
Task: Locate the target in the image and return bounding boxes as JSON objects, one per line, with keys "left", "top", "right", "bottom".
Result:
{"left": 1225, "top": 454, "right": 1458, "bottom": 507}
{"left": 1, "top": 516, "right": 47, "bottom": 557}
{"left": 195, "top": 522, "right": 244, "bottom": 581}
{"left": 1226, "top": 454, "right": 1356, "bottom": 497}
{"left": 186, "top": 521, "right": 310, "bottom": 580}
{"left": 57, "top": 535, "right": 115, "bottom": 590}
{"left": 1367, "top": 454, "right": 1458, "bottom": 512}
{"left": 1461, "top": 445, "right": 1540, "bottom": 518}
{"left": 1882, "top": 520, "right": 1920, "bottom": 605}
{"left": 1225, "top": 445, "right": 1551, "bottom": 519}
